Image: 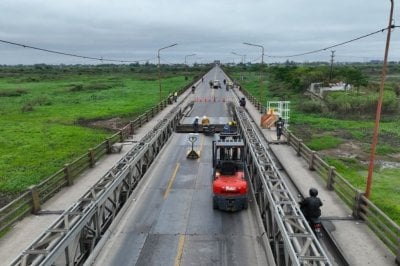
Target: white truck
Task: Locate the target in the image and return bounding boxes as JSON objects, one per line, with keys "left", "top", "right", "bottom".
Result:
{"left": 212, "top": 80, "right": 221, "bottom": 89}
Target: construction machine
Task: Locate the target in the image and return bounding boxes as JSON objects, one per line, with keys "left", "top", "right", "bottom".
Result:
{"left": 212, "top": 135, "right": 248, "bottom": 211}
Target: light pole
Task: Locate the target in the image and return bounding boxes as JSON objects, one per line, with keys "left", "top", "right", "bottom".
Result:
{"left": 244, "top": 42, "right": 265, "bottom": 109}
{"left": 231, "top": 51, "right": 246, "bottom": 64}
{"left": 158, "top": 43, "right": 178, "bottom": 102}
{"left": 184, "top": 53, "right": 196, "bottom": 81}
{"left": 232, "top": 51, "right": 246, "bottom": 81}
{"left": 365, "top": 0, "right": 394, "bottom": 199}
{"left": 243, "top": 42, "right": 264, "bottom": 65}
{"left": 184, "top": 53, "right": 196, "bottom": 66}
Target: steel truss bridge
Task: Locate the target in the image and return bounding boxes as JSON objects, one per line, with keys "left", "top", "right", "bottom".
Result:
{"left": 11, "top": 92, "right": 331, "bottom": 265}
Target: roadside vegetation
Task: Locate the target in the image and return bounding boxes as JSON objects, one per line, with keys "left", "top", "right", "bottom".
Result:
{"left": 226, "top": 62, "right": 400, "bottom": 224}
{"left": 0, "top": 64, "right": 207, "bottom": 204}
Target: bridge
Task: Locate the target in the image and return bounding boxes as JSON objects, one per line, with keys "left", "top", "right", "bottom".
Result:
{"left": 2, "top": 66, "right": 398, "bottom": 265}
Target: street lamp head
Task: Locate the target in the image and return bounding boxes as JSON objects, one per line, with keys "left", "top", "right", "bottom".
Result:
{"left": 158, "top": 43, "right": 178, "bottom": 53}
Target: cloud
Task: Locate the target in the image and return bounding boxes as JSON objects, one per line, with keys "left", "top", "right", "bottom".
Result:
{"left": 0, "top": 0, "right": 398, "bottom": 64}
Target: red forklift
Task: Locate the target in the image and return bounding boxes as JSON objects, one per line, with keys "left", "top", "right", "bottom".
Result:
{"left": 212, "top": 135, "right": 248, "bottom": 211}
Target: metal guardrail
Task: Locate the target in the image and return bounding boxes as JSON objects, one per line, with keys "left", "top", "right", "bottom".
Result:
{"left": 0, "top": 75, "right": 203, "bottom": 236}
{"left": 234, "top": 104, "right": 331, "bottom": 265}
{"left": 225, "top": 69, "right": 399, "bottom": 264}
{"left": 10, "top": 104, "right": 184, "bottom": 265}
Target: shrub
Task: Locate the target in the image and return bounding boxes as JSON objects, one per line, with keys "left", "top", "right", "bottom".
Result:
{"left": 21, "top": 102, "right": 34, "bottom": 112}
{"left": 0, "top": 89, "right": 28, "bottom": 97}
{"left": 325, "top": 90, "right": 399, "bottom": 115}
{"left": 68, "top": 83, "right": 111, "bottom": 92}
{"left": 21, "top": 97, "right": 52, "bottom": 112}
{"left": 298, "top": 99, "right": 325, "bottom": 113}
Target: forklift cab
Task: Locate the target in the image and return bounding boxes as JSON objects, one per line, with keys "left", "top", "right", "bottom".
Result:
{"left": 212, "top": 139, "right": 245, "bottom": 173}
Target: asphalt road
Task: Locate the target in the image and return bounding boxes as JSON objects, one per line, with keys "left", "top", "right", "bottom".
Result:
{"left": 92, "top": 67, "right": 272, "bottom": 265}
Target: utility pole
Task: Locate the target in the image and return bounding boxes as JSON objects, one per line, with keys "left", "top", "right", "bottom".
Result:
{"left": 365, "top": 0, "right": 394, "bottom": 199}
{"left": 329, "top": 50, "right": 335, "bottom": 83}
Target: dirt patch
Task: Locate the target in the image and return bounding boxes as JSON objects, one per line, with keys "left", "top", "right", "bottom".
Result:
{"left": 76, "top": 117, "right": 130, "bottom": 132}
{"left": 318, "top": 140, "right": 368, "bottom": 160}
{"left": 318, "top": 140, "right": 400, "bottom": 170}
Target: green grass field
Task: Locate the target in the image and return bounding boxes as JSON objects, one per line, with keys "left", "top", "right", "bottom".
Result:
{"left": 0, "top": 69, "right": 196, "bottom": 193}
{"left": 228, "top": 67, "right": 400, "bottom": 225}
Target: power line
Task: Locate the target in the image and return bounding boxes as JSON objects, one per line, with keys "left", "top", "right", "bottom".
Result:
{"left": 266, "top": 25, "right": 397, "bottom": 58}
{"left": 160, "top": 58, "right": 177, "bottom": 64}
{"left": 0, "top": 39, "right": 154, "bottom": 63}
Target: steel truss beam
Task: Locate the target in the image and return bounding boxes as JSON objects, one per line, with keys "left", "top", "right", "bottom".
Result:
{"left": 11, "top": 107, "right": 182, "bottom": 266}
{"left": 234, "top": 105, "right": 331, "bottom": 266}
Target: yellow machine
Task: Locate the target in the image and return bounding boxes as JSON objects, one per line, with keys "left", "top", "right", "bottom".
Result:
{"left": 260, "top": 109, "right": 279, "bottom": 129}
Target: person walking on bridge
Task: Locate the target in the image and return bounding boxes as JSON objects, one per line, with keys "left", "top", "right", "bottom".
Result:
{"left": 173, "top": 91, "right": 178, "bottom": 102}
{"left": 275, "top": 117, "right": 285, "bottom": 140}
{"left": 193, "top": 116, "right": 199, "bottom": 133}
{"left": 201, "top": 116, "right": 210, "bottom": 126}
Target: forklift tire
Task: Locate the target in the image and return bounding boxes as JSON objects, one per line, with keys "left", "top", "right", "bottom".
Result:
{"left": 213, "top": 197, "right": 218, "bottom": 209}
{"left": 243, "top": 199, "right": 248, "bottom": 210}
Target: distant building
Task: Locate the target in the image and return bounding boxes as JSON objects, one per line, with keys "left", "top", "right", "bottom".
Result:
{"left": 309, "top": 82, "right": 351, "bottom": 98}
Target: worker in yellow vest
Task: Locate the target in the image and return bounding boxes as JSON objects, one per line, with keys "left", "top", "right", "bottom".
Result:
{"left": 201, "top": 116, "right": 210, "bottom": 126}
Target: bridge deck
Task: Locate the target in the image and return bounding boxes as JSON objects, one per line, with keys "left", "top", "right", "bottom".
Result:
{"left": 92, "top": 133, "right": 271, "bottom": 265}
{"left": 1, "top": 66, "right": 396, "bottom": 265}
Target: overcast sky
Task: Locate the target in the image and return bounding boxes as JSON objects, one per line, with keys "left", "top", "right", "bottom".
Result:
{"left": 0, "top": 0, "right": 398, "bottom": 65}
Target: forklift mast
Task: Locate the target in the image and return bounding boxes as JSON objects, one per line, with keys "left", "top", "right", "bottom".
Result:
{"left": 212, "top": 138, "right": 245, "bottom": 169}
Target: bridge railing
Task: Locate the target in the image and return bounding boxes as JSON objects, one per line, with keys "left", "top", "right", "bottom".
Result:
{"left": 0, "top": 75, "right": 202, "bottom": 236}
{"left": 11, "top": 104, "right": 185, "bottom": 265}
{"left": 225, "top": 69, "right": 399, "bottom": 262}
{"left": 359, "top": 195, "right": 400, "bottom": 257}
{"left": 284, "top": 129, "right": 400, "bottom": 258}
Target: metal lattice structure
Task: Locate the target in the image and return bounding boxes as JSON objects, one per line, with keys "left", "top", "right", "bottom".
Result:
{"left": 11, "top": 107, "right": 183, "bottom": 266}
{"left": 234, "top": 105, "right": 331, "bottom": 265}
{"left": 267, "top": 101, "right": 290, "bottom": 127}
{"left": 12, "top": 99, "right": 331, "bottom": 265}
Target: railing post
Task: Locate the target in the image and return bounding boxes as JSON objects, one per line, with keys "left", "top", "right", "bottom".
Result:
{"left": 352, "top": 191, "right": 364, "bottom": 219}
{"left": 88, "top": 148, "right": 95, "bottom": 168}
{"left": 106, "top": 137, "right": 112, "bottom": 154}
{"left": 297, "top": 139, "right": 303, "bottom": 156}
{"left": 64, "top": 163, "right": 73, "bottom": 186}
{"left": 119, "top": 130, "right": 124, "bottom": 142}
{"left": 326, "top": 166, "right": 336, "bottom": 190}
{"left": 286, "top": 130, "right": 291, "bottom": 144}
{"left": 29, "top": 185, "right": 41, "bottom": 214}
{"left": 309, "top": 151, "right": 316, "bottom": 170}
{"left": 130, "top": 121, "right": 135, "bottom": 135}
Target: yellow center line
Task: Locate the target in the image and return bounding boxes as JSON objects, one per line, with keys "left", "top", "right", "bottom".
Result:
{"left": 174, "top": 234, "right": 186, "bottom": 266}
{"left": 164, "top": 163, "right": 180, "bottom": 199}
